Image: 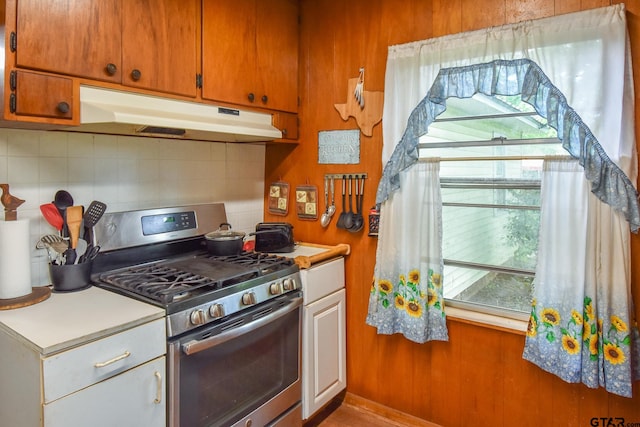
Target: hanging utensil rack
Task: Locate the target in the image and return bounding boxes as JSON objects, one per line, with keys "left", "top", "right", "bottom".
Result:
{"left": 324, "top": 173, "right": 367, "bottom": 180}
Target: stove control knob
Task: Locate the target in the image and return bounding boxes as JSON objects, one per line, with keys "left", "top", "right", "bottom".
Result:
{"left": 269, "top": 282, "right": 282, "bottom": 295}
{"left": 283, "top": 277, "right": 297, "bottom": 291}
{"left": 209, "top": 303, "right": 224, "bottom": 319}
{"left": 190, "top": 309, "right": 206, "bottom": 326}
{"left": 242, "top": 292, "right": 257, "bottom": 305}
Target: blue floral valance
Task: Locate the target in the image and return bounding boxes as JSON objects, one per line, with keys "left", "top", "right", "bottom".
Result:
{"left": 375, "top": 58, "right": 640, "bottom": 233}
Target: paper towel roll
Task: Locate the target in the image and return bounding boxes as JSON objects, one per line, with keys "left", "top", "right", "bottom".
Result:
{"left": 0, "top": 219, "right": 32, "bottom": 299}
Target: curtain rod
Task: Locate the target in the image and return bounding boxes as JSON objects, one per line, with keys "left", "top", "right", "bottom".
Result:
{"left": 418, "top": 137, "right": 559, "bottom": 149}
{"left": 433, "top": 111, "right": 540, "bottom": 122}
{"left": 420, "top": 155, "right": 574, "bottom": 162}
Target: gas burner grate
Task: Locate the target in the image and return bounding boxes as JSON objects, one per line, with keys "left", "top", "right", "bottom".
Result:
{"left": 98, "top": 264, "right": 221, "bottom": 304}
{"left": 96, "top": 252, "right": 295, "bottom": 305}
{"left": 203, "top": 252, "right": 294, "bottom": 274}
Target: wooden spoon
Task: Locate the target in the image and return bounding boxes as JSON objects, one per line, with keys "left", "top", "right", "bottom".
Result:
{"left": 66, "top": 205, "right": 84, "bottom": 249}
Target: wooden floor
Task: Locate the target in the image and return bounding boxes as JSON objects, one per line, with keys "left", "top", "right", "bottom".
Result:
{"left": 304, "top": 394, "right": 439, "bottom": 427}
{"left": 304, "top": 401, "right": 409, "bottom": 427}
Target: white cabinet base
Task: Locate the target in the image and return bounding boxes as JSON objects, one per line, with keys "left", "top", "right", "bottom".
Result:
{"left": 44, "top": 357, "right": 166, "bottom": 427}
{"left": 303, "top": 288, "right": 346, "bottom": 419}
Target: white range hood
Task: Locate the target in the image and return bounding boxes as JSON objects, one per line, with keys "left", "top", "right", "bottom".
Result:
{"left": 64, "top": 86, "right": 282, "bottom": 142}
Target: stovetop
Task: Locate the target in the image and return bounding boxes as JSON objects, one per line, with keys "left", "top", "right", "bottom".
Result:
{"left": 95, "top": 251, "right": 297, "bottom": 308}
{"left": 90, "top": 204, "right": 301, "bottom": 338}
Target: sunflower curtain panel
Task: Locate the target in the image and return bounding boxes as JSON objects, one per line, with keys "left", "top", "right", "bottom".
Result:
{"left": 367, "top": 160, "right": 448, "bottom": 343}
{"left": 369, "top": 4, "right": 640, "bottom": 396}
{"left": 522, "top": 159, "right": 640, "bottom": 397}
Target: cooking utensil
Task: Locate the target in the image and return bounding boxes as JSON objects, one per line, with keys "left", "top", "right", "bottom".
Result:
{"left": 336, "top": 176, "right": 347, "bottom": 229}
{"left": 66, "top": 205, "right": 84, "bottom": 249}
{"left": 53, "top": 190, "right": 73, "bottom": 237}
{"left": 40, "top": 203, "right": 63, "bottom": 232}
{"left": 39, "top": 235, "right": 68, "bottom": 265}
{"left": 81, "top": 244, "right": 101, "bottom": 263}
{"left": 205, "top": 223, "right": 246, "bottom": 256}
{"left": 343, "top": 176, "right": 354, "bottom": 229}
{"left": 73, "top": 239, "right": 88, "bottom": 264}
{"left": 350, "top": 177, "right": 365, "bottom": 232}
{"left": 82, "top": 200, "right": 107, "bottom": 245}
{"left": 320, "top": 177, "right": 331, "bottom": 227}
{"left": 328, "top": 177, "right": 336, "bottom": 217}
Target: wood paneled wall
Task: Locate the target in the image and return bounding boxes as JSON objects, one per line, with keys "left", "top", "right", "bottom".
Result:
{"left": 265, "top": 0, "right": 640, "bottom": 425}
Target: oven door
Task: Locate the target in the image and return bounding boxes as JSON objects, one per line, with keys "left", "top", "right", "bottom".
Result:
{"left": 169, "top": 293, "right": 302, "bottom": 427}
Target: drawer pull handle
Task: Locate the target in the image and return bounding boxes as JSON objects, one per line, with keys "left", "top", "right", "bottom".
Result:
{"left": 94, "top": 351, "right": 131, "bottom": 368}
{"left": 154, "top": 371, "right": 162, "bottom": 404}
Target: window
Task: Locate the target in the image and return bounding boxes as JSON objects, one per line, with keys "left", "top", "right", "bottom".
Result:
{"left": 419, "top": 94, "right": 566, "bottom": 319}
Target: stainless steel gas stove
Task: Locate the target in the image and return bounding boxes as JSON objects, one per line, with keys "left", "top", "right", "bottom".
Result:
{"left": 91, "top": 204, "right": 303, "bottom": 427}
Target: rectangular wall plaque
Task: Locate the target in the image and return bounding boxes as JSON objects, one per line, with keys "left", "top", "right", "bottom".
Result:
{"left": 318, "top": 129, "right": 360, "bottom": 164}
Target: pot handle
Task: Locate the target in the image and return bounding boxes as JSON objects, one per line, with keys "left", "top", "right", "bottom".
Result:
{"left": 218, "top": 222, "right": 232, "bottom": 231}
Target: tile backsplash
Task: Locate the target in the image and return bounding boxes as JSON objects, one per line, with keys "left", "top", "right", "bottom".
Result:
{"left": 0, "top": 128, "right": 266, "bottom": 286}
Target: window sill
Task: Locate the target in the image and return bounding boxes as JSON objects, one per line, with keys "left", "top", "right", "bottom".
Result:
{"left": 445, "top": 306, "right": 528, "bottom": 335}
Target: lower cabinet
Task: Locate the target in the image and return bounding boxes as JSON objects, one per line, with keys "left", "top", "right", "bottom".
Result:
{"left": 0, "top": 316, "right": 166, "bottom": 427}
{"left": 44, "top": 356, "right": 165, "bottom": 427}
{"left": 301, "top": 258, "right": 346, "bottom": 420}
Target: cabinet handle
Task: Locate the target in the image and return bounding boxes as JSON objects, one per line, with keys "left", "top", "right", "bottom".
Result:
{"left": 261, "top": 95, "right": 268, "bottom": 104}
{"left": 247, "top": 92, "right": 255, "bottom": 102}
{"left": 154, "top": 371, "right": 162, "bottom": 404}
{"left": 105, "top": 63, "right": 118, "bottom": 76}
{"left": 94, "top": 350, "right": 131, "bottom": 368}
{"left": 131, "top": 69, "right": 142, "bottom": 81}
{"left": 57, "top": 102, "right": 70, "bottom": 114}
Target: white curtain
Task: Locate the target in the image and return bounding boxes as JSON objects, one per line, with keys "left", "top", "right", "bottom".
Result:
{"left": 369, "top": 4, "right": 640, "bottom": 396}
{"left": 366, "top": 160, "right": 448, "bottom": 343}
{"left": 380, "top": 5, "right": 636, "bottom": 181}
{"left": 523, "top": 159, "right": 639, "bottom": 397}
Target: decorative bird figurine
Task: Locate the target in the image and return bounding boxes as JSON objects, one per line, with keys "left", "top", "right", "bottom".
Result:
{"left": 0, "top": 183, "right": 25, "bottom": 221}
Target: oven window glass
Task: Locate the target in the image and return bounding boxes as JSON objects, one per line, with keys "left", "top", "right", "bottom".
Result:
{"left": 178, "top": 304, "right": 300, "bottom": 427}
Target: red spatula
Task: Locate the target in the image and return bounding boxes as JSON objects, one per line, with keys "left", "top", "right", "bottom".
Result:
{"left": 40, "top": 203, "right": 63, "bottom": 232}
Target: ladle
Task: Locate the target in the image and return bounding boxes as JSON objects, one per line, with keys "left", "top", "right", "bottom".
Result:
{"left": 336, "top": 176, "right": 347, "bottom": 229}
{"left": 350, "top": 177, "right": 365, "bottom": 232}
{"left": 53, "top": 190, "right": 74, "bottom": 237}
{"left": 343, "top": 176, "right": 354, "bottom": 229}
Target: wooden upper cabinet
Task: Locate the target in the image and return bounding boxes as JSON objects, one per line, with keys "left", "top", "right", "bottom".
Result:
{"left": 202, "top": 0, "right": 299, "bottom": 113}
{"left": 9, "top": 70, "right": 76, "bottom": 122}
{"left": 14, "top": 0, "right": 198, "bottom": 98}
{"left": 15, "top": 0, "right": 122, "bottom": 84}
{"left": 122, "top": 0, "right": 198, "bottom": 97}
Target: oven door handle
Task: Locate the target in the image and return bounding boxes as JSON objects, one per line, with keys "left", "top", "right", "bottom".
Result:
{"left": 181, "top": 296, "right": 302, "bottom": 355}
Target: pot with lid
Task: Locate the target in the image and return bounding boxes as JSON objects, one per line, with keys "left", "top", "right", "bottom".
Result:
{"left": 205, "top": 223, "right": 246, "bottom": 256}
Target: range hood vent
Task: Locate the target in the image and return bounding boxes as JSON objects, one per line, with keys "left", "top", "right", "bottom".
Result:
{"left": 63, "top": 86, "right": 282, "bottom": 142}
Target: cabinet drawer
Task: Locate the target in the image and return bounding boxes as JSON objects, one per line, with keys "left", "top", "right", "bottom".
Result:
{"left": 42, "top": 318, "right": 165, "bottom": 403}
{"left": 301, "top": 258, "right": 345, "bottom": 304}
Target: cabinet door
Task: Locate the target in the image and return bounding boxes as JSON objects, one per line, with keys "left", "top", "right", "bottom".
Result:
{"left": 15, "top": 0, "right": 122, "bottom": 83}
{"left": 202, "top": 0, "right": 257, "bottom": 107}
{"left": 202, "top": 0, "right": 298, "bottom": 113}
{"left": 303, "top": 289, "right": 346, "bottom": 419}
{"left": 255, "top": 0, "right": 298, "bottom": 113}
{"left": 122, "top": 0, "right": 198, "bottom": 97}
{"left": 9, "top": 70, "right": 75, "bottom": 122}
{"left": 44, "top": 357, "right": 166, "bottom": 427}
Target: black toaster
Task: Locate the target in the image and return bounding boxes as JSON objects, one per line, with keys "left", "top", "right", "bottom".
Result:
{"left": 253, "top": 222, "right": 295, "bottom": 253}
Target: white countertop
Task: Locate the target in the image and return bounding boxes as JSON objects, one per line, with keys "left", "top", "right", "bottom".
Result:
{"left": 0, "top": 287, "right": 165, "bottom": 356}
{"left": 285, "top": 244, "right": 329, "bottom": 258}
